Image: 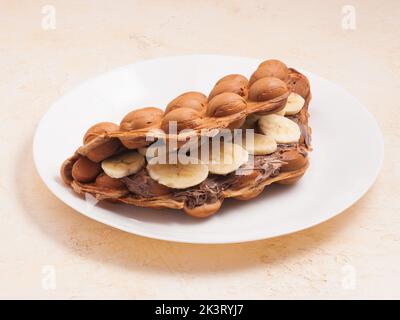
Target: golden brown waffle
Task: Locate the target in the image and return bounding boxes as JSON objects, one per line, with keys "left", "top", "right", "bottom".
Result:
{"left": 61, "top": 59, "right": 311, "bottom": 218}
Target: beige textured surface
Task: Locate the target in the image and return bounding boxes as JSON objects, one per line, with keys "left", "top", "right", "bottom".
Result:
{"left": 0, "top": 0, "right": 399, "bottom": 299}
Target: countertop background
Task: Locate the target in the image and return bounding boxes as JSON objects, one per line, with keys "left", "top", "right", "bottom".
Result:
{"left": 1, "top": 0, "right": 399, "bottom": 299}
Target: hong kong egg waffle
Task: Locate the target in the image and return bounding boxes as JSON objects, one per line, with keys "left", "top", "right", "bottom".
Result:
{"left": 61, "top": 59, "right": 311, "bottom": 218}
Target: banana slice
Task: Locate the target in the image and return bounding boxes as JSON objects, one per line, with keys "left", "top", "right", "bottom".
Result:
{"left": 258, "top": 114, "right": 301, "bottom": 144}
{"left": 147, "top": 158, "right": 209, "bottom": 189}
{"left": 283, "top": 92, "right": 305, "bottom": 115}
{"left": 102, "top": 151, "right": 145, "bottom": 179}
{"left": 208, "top": 142, "right": 249, "bottom": 175}
{"left": 242, "top": 133, "right": 277, "bottom": 155}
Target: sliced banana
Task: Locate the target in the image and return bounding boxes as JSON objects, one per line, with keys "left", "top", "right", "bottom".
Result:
{"left": 147, "top": 158, "right": 209, "bottom": 189}
{"left": 258, "top": 114, "right": 301, "bottom": 144}
{"left": 283, "top": 92, "right": 305, "bottom": 115}
{"left": 208, "top": 142, "right": 249, "bottom": 175}
{"left": 242, "top": 133, "right": 277, "bottom": 155}
{"left": 102, "top": 151, "right": 145, "bottom": 179}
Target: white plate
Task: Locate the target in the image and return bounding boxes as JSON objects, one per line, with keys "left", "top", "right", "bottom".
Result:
{"left": 33, "top": 55, "right": 384, "bottom": 244}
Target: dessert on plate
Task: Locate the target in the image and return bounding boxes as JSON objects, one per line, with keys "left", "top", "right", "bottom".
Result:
{"left": 61, "top": 59, "right": 311, "bottom": 218}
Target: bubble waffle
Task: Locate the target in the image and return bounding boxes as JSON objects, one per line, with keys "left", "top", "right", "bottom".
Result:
{"left": 61, "top": 59, "right": 311, "bottom": 218}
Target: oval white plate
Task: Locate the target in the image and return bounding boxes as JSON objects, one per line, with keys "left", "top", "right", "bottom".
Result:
{"left": 33, "top": 55, "right": 384, "bottom": 244}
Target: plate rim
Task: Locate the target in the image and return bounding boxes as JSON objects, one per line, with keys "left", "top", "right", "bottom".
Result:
{"left": 33, "top": 54, "right": 384, "bottom": 244}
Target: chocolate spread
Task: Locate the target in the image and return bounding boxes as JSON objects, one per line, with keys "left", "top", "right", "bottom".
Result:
{"left": 121, "top": 148, "right": 307, "bottom": 209}
{"left": 174, "top": 177, "right": 223, "bottom": 209}
{"left": 174, "top": 154, "right": 286, "bottom": 208}
{"left": 122, "top": 169, "right": 161, "bottom": 198}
